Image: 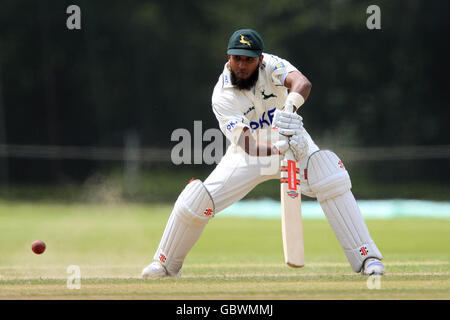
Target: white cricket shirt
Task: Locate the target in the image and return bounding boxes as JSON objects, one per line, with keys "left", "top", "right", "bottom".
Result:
{"left": 211, "top": 53, "right": 298, "bottom": 149}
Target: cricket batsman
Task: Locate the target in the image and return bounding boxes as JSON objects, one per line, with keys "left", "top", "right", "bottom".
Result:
{"left": 142, "top": 29, "right": 385, "bottom": 278}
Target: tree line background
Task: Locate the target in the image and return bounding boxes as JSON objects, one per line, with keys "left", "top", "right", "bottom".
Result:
{"left": 0, "top": 0, "right": 448, "bottom": 202}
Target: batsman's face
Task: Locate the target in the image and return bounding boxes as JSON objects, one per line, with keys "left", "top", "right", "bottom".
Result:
{"left": 229, "top": 55, "right": 263, "bottom": 79}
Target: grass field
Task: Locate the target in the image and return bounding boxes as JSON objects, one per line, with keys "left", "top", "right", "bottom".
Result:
{"left": 0, "top": 200, "right": 449, "bottom": 299}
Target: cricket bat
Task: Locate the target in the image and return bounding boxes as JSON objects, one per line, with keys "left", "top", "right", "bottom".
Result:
{"left": 280, "top": 105, "right": 305, "bottom": 268}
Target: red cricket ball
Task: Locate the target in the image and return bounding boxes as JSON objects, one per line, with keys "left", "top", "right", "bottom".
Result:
{"left": 32, "top": 240, "right": 46, "bottom": 254}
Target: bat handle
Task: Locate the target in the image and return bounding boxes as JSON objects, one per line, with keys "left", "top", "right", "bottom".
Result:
{"left": 282, "top": 104, "right": 295, "bottom": 161}
{"left": 284, "top": 104, "right": 295, "bottom": 114}
{"left": 284, "top": 149, "right": 295, "bottom": 162}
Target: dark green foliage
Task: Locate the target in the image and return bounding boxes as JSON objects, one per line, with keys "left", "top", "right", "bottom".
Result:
{"left": 0, "top": 1, "right": 448, "bottom": 197}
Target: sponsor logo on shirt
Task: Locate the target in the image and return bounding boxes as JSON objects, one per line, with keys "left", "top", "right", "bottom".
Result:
{"left": 249, "top": 107, "right": 276, "bottom": 131}
{"left": 226, "top": 120, "right": 238, "bottom": 132}
{"left": 243, "top": 106, "right": 255, "bottom": 116}
{"left": 274, "top": 61, "right": 285, "bottom": 70}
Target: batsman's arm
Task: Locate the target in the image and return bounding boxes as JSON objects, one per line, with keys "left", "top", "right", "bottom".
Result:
{"left": 284, "top": 71, "right": 312, "bottom": 112}
{"left": 237, "top": 127, "right": 282, "bottom": 157}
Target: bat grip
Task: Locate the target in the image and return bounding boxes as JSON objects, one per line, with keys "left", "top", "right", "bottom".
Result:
{"left": 282, "top": 104, "right": 295, "bottom": 161}
{"left": 284, "top": 104, "right": 294, "bottom": 113}
{"left": 284, "top": 147, "right": 295, "bottom": 162}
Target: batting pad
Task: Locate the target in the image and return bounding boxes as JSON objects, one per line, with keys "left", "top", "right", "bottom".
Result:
{"left": 153, "top": 179, "right": 214, "bottom": 275}
{"left": 307, "top": 150, "right": 382, "bottom": 272}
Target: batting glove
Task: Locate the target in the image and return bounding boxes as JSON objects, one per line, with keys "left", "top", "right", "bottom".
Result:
{"left": 272, "top": 109, "right": 304, "bottom": 136}
{"left": 288, "top": 134, "right": 309, "bottom": 162}
{"left": 273, "top": 139, "right": 290, "bottom": 156}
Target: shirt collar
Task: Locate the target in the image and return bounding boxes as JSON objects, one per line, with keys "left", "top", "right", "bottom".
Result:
{"left": 221, "top": 62, "right": 266, "bottom": 90}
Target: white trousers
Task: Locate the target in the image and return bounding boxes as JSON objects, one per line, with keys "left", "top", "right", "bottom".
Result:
{"left": 204, "top": 130, "right": 319, "bottom": 213}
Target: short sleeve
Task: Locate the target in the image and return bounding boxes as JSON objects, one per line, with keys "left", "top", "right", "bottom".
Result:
{"left": 212, "top": 100, "right": 249, "bottom": 145}
{"left": 263, "top": 54, "right": 299, "bottom": 86}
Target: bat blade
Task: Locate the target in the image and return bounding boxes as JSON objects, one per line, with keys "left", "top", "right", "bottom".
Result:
{"left": 280, "top": 155, "right": 304, "bottom": 268}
